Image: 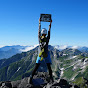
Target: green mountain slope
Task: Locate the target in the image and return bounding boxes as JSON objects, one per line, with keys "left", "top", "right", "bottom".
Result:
{"left": 0, "top": 45, "right": 60, "bottom": 81}
{"left": 0, "top": 46, "right": 88, "bottom": 87}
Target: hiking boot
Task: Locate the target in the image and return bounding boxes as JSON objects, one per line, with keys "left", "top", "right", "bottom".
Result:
{"left": 30, "top": 77, "right": 33, "bottom": 84}
{"left": 28, "top": 76, "right": 33, "bottom": 84}
{"left": 50, "top": 77, "right": 54, "bottom": 83}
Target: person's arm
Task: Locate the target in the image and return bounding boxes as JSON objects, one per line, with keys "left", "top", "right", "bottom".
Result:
{"left": 47, "top": 19, "right": 52, "bottom": 40}
{"left": 38, "top": 18, "right": 41, "bottom": 42}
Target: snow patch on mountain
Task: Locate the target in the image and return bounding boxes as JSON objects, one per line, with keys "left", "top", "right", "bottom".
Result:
{"left": 81, "top": 58, "right": 88, "bottom": 71}
{"left": 72, "top": 58, "right": 88, "bottom": 73}
{"left": 63, "top": 54, "right": 68, "bottom": 56}
{"left": 72, "top": 56, "right": 77, "bottom": 59}
{"left": 60, "top": 68, "right": 64, "bottom": 77}
{"left": 17, "top": 67, "right": 21, "bottom": 72}
{"left": 71, "top": 74, "right": 78, "bottom": 80}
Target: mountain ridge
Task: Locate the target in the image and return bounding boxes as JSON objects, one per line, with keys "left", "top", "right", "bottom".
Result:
{"left": 0, "top": 44, "right": 88, "bottom": 59}
{"left": 0, "top": 45, "right": 88, "bottom": 87}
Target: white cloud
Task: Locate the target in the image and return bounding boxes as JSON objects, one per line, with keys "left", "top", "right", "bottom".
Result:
{"left": 59, "top": 45, "right": 68, "bottom": 50}
{"left": 71, "top": 46, "right": 79, "bottom": 49}
{"left": 54, "top": 45, "right": 68, "bottom": 50}
{"left": 20, "top": 44, "right": 39, "bottom": 52}
{"left": 0, "top": 45, "right": 5, "bottom": 48}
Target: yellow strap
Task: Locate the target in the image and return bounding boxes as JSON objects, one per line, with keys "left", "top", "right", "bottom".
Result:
{"left": 40, "top": 57, "right": 43, "bottom": 61}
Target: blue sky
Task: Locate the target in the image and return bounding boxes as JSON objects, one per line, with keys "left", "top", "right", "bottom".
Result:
{"left": 0, "top": 0, "right": 88, "bottom": 47}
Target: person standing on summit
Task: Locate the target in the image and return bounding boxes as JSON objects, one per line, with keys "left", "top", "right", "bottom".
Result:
{"left": 29, "top": 17, "right": 53, "bottom": 84}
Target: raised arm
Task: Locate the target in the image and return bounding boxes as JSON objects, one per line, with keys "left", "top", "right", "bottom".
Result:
{"left": 47, "top": 19, "right": 52, "bottom": 40}
{"left": 38, "top": 18, "right": 41, "bottom": 41}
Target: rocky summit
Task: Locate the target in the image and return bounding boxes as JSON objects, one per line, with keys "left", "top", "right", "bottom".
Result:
{"left": 0, "top": 72, "right": 80, "bottom": 88}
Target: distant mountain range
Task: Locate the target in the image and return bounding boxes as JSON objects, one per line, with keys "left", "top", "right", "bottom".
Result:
{"left": 0, "top": 45, "right": 38, "bottom": 59}
{"left": 0, "top": 45, "right": 88, "bottom": 59}
{"left": 0, "top": 45, "right": 88, "bottom": 87}
{"left": 54, "top": 45, "right": 88, "bottom": 53}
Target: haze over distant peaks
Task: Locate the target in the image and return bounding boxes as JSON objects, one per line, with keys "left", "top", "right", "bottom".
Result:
{"left": 0, "top": 44, "right": 88, "bottom": 59}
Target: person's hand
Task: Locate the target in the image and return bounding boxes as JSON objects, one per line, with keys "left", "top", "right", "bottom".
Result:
{"left": 50, "top": 19, "right": 52, "bottom": 23}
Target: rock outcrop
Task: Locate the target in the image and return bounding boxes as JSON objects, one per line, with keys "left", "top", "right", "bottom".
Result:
{"left": 0, "top": 72, "right": 80, "bottom": 88}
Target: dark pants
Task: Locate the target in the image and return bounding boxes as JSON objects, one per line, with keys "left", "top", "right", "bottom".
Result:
{"left": 31, "top": 63, "right": 53, "bottom": 78}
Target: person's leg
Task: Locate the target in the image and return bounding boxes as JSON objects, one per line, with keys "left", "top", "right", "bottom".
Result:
{"left": 30, "top": 63, "right": 40, "bottom": 83}
{"left": 46, "top": 63, "right": 54, "bottom": 82}
{"left": 31, "top": 63, "right": 40, "bottom": 77}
